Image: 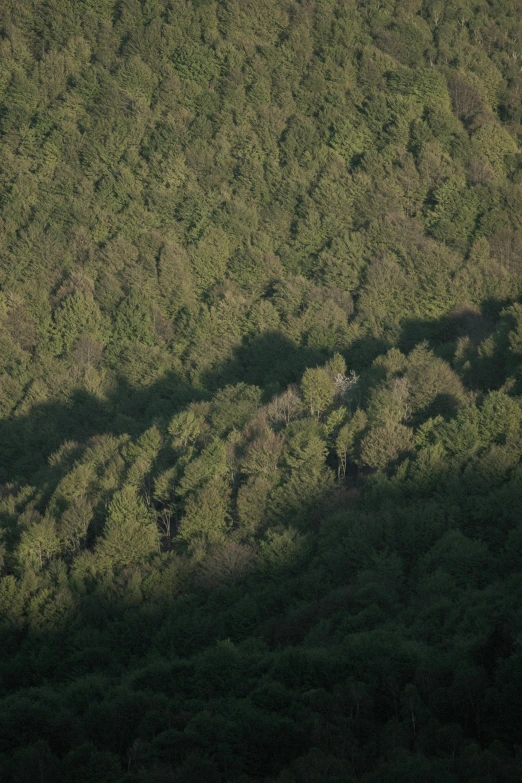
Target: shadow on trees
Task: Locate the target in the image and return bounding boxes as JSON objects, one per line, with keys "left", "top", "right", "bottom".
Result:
{"left": 339, "top": 299, "right": 512, "bottom": 387}
{"left": 201, "top": 330, "right": 327, "bottom": 395}
{"left": 1, "top": 298, "right": 518, "bottom": 487}
{"left": 0, "top": 306, "right": 522, "bottom": 777}
{"left": 398, "top": 300, "right": 518, "bottom": 393}
{"left": 0, "top": 331, "right": 330, "bottom": 485}
{"left": 399, "top": 306, "right": 496, "bottom": 354}
{"left": 0, "top": 454, "right": 522, "bottom": 783}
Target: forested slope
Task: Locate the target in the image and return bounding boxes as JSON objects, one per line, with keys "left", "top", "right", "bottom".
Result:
{"left": 1, "top": 0, "right": 522, "bottom": 780}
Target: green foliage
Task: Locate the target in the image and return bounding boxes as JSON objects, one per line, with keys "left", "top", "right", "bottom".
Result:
{"left": 271, "top": 427, "right": 334, "bottom": 522}
{"left": 336, "top": 408, "right": 368, "bottom": 475}
{"left": 505, "top": 303, "right": 522, "bottom": 356}
{"left": 169, "top": 408, "right": 206, "bottom": 451}
{"left": 52, "top": 291, "right": 108, "bottom": 355}
{"left": 360, "top": 419, "right": 413, "bottom": 470}
{"left": 426, "top": 174, "right": 478, "bottom": 248}
{"left": 258, "top": 526, "right": 311, "bottom": 573}
{"left": 177, "top": 440, "right": 228, "bottom": 497}
{"left": 178, "top": 479, "right": 231, "bottom": 551}
{"left": 471, "top": 123, "right": 518, "bottom": 177}
{"left": 96, "top": 486, "right": 158, "bottom": 569}
{"left": 59, "top": 497, "right": 93, "bottom": 554}
{"left": 210, "top": 383, "right": 262, "bottom": 435}
{"left": 18, "top": 517, "right": 61, "bottom": 571}
{"left": 2, "top": 2, "right": 522, "bottom": 781}
{"left": 112, "top": 292, "right": 155, "bottom": 347}
{"left": 236, "top": 475, "right": 271, "bottom": 534}
{"left": 301, "top": 366, "right": 335, "bottom": 417}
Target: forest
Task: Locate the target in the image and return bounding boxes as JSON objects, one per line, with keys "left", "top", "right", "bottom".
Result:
{"left": 1, "top": 0, "right": 522, "bottom": 780}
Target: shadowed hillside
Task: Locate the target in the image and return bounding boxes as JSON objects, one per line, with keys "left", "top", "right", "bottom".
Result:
{"left": 2, "top": 0, "right": 522, "bottom": 780}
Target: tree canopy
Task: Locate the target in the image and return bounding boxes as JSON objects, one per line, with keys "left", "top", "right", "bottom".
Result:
{"left": 1, "top": 1, "right": 522, "bottom": 781}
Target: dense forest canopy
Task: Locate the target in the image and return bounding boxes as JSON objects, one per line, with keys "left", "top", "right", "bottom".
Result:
{"left": 1, "top": 0, "right": 522, "bottom": 780}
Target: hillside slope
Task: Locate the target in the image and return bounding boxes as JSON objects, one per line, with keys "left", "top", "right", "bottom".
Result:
{"left": 1, "top": 1, "right": 522, "bottom": 781}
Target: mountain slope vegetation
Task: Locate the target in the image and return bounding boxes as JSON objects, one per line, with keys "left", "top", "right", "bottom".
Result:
{"left": 1, "top": 0, "right": 522, "bottom": 781}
